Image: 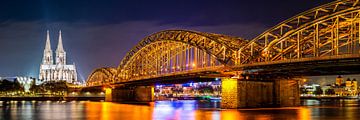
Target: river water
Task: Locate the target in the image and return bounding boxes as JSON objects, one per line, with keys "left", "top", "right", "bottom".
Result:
{"left": 0, "top": 99, "right": 359, "bottom": 120}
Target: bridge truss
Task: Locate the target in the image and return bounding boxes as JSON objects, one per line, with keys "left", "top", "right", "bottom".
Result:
{"left": 238, "top": 0, "right": 360, "bottom": 65}
{"left": 87, "top": 0, "right": 360, "bottom": 86}
{"left": 86, "top": 67, "right": 117, "bottom": 86}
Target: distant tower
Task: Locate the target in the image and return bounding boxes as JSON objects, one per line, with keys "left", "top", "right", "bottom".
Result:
{"left": 346, "top": 78, "right": 352, "bottom": 88}
{"left": 352, "top": 78, "right": 358, "bottom": 91}
{"left": 336, "top": 75, "right": 343, "bottom": 86}
{"left": 42, "top": 30, "right": 53, "bottom": 65}
{"left": 56, "top": 30, "right": 66, "bottom": 65}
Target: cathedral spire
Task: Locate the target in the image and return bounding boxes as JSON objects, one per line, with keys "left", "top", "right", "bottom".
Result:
{"left": 56, "top": 30, "right": 65, "bottom": 52}
{"left": 56, "top": 30, "right": 66, "bottom": 65}
{"left": 45, "top": 30, "right": 51, "bottom": 51}
{"left": 42, "top": 30, "right": 53, "bottom": 65}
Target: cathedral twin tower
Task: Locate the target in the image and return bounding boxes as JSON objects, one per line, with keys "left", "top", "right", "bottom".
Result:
{"left": 39, "top": 30, "right": 77, "bottom": 83}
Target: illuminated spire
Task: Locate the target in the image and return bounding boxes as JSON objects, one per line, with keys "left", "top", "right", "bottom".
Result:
{"left": 42, "top": 30, "right": 53, "bottom": 65}
{"left": 56, "top": 30, "right": 64, "bottom": 52}
{"left": 45, "top": 30, "right": 51, "bottom": 51}
{"left": 56, "top": 30, "right": 66, "bottom": 65}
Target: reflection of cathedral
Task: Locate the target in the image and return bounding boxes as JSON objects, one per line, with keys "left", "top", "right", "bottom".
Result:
{"left": 39, "top": 30, "right": 77, "bottom": 83}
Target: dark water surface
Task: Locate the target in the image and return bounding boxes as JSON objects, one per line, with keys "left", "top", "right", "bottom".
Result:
{"left": 1, "top": 99, "right": 360, "bottom": 120}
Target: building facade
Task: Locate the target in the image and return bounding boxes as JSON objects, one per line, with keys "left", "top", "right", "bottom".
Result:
{"left": 333, "top": 76, "right": 358, "bottom": 96}
{"left": 39, "top": 30, "right": 77, "bottom": 83}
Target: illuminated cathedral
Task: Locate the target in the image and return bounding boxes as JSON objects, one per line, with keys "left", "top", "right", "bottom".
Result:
{"left": 39, "top": 30, "right": 77, "bottom": 83}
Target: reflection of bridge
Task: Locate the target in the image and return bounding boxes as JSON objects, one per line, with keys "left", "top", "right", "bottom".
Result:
{"left": 86, "top": 0, "right": 360, "bottom": 108}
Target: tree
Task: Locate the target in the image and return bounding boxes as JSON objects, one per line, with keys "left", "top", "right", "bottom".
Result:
{"left": 0, "top": 79, "right": 24, "bottom": 94}
{"left": 314, "top": 86, "right": 323, "bottom": 95}
{"left": 325, "top": 89, "right": 335, "bottom": 95}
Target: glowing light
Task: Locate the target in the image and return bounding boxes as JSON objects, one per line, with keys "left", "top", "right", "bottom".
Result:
{"left": 105, "top": 88, "right": 112, "bottom": 102}
{"left": 297, "top": 107, "right": 310, "bottom": 120}
{"left": 221, "top": 78, "right": 238, "bottom": 109}
{"left": 192, "top": 63, "right": 196, "bottom": 67}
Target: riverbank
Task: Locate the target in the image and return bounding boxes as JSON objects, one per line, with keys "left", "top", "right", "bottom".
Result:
{"left": 0, "top": 96, "right": 104, "bottom": 101}
{"left": 300, "top": 96, "right": 359, "bottom": 100}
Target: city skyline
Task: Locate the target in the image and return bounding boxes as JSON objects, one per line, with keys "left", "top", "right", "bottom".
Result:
{"left": 0, "top": 0, "right": 336, "bottom": 81}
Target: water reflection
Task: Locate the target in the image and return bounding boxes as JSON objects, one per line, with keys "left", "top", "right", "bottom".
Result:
{"left": 1, "top": 99, "right": 360, "bottom": 120}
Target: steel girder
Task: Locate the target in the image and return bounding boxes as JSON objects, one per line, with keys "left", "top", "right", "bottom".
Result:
{"left": 238, "top": 0, "right": 360, "bottom": 65}
{"left": 116, "top": 30, "right": 247, "bottom": 82}
{"left": 86, "top": 67, "right": 117, "bottom": 86}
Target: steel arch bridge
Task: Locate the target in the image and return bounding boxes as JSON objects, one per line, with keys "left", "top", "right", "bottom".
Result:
{"left": 86, "top": 67, "right": 117, "bottom": 86}
{"left": 86, "top": 0, "right": 360, "bottom": 86}
{"left": 238, "top": 0, "right": 360, "bottom": 65}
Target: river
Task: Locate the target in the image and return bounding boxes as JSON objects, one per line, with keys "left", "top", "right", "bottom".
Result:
{"left": 1, "top": 99, "right": 359, "bottom": 120}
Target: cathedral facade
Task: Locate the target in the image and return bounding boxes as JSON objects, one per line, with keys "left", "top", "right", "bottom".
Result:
{"left": 39, "top": 30, "right": 77, "bottom": 83}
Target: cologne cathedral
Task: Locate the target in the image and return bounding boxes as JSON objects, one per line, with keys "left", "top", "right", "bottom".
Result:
{"left": 39, "top": 30, "right": 77, "bottom": 83}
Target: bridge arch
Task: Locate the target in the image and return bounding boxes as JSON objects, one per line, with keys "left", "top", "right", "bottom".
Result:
{"left": 86, "top": 67, "right": 117, "bottom": 86}
{"left": 116, "top": 30, "right": 247, "bottom": 82}
{"left": 239, "top": 0, "right": 360, "bottom": 65}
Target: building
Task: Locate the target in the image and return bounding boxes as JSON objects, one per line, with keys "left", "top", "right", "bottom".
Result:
{"left": 300, "top": 84, "right": 322, "bottom": 95}
{"left": 335, "top": 75, "right": 343, "bottom": 86}
{"left": 333, "top": 77, "right": 358, "bottom": 96}
{"left": 345, "top": 78, "right": 358, "bottom": 95}
{"left": 39, "top": 30, "right": 78, "bottom": 83}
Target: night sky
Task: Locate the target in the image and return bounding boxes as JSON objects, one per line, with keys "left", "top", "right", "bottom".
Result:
{"left": 0, "top": 0, "right": 343, "bottom": 82}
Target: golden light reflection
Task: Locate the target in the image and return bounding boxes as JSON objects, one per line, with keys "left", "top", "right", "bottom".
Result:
{"left": 255, "top": 115, "right": 272, "bottom": 120}
{"left": 297, "top": 107, "right": 311, "bottom": 120}
{"left": 85, "top": 102, "right": 153, "bottom": 120}
{"left": 101, "top": 102, "right": 111, "bottom": 120}
{"left": 221, "top": 110, "right": 245, "bottom": 120}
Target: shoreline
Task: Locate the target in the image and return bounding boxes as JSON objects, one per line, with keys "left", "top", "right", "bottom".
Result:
{"left": 0, "top": 96, "right": 104, "bottom": 101}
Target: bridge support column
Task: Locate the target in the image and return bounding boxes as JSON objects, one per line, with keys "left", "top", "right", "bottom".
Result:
{"left": 237, "top": 80, "right": 274, "bottom": 108}
{"left": 274, "top": 79, "right": 300, "bottom": 107}
{"left": 110, "top": 85, "right": 154, "bottom": 102}
{"left": 134, "top": 86, "right": 154, "bottom": 102}
{"left": 105, "top": 88, "right": 112, "bottom": 102}
{"left": 221, "top": 77, "right": 299, "bottom": 108}
{"left": 221, "top": 78, "right": 239, "bottom": 109}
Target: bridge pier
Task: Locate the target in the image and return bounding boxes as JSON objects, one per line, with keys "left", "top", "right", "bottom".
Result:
{"left": 221, "top": 78, "right": 299, "bottom": 109}
{"left": 274, "top": 79, "right": 300, "bottom": 107}
{"left": 105, "top": 88, "right": 112, "bottom": 102}
{"left": 106, "top": 85, "right": 154, "bottom": 102}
